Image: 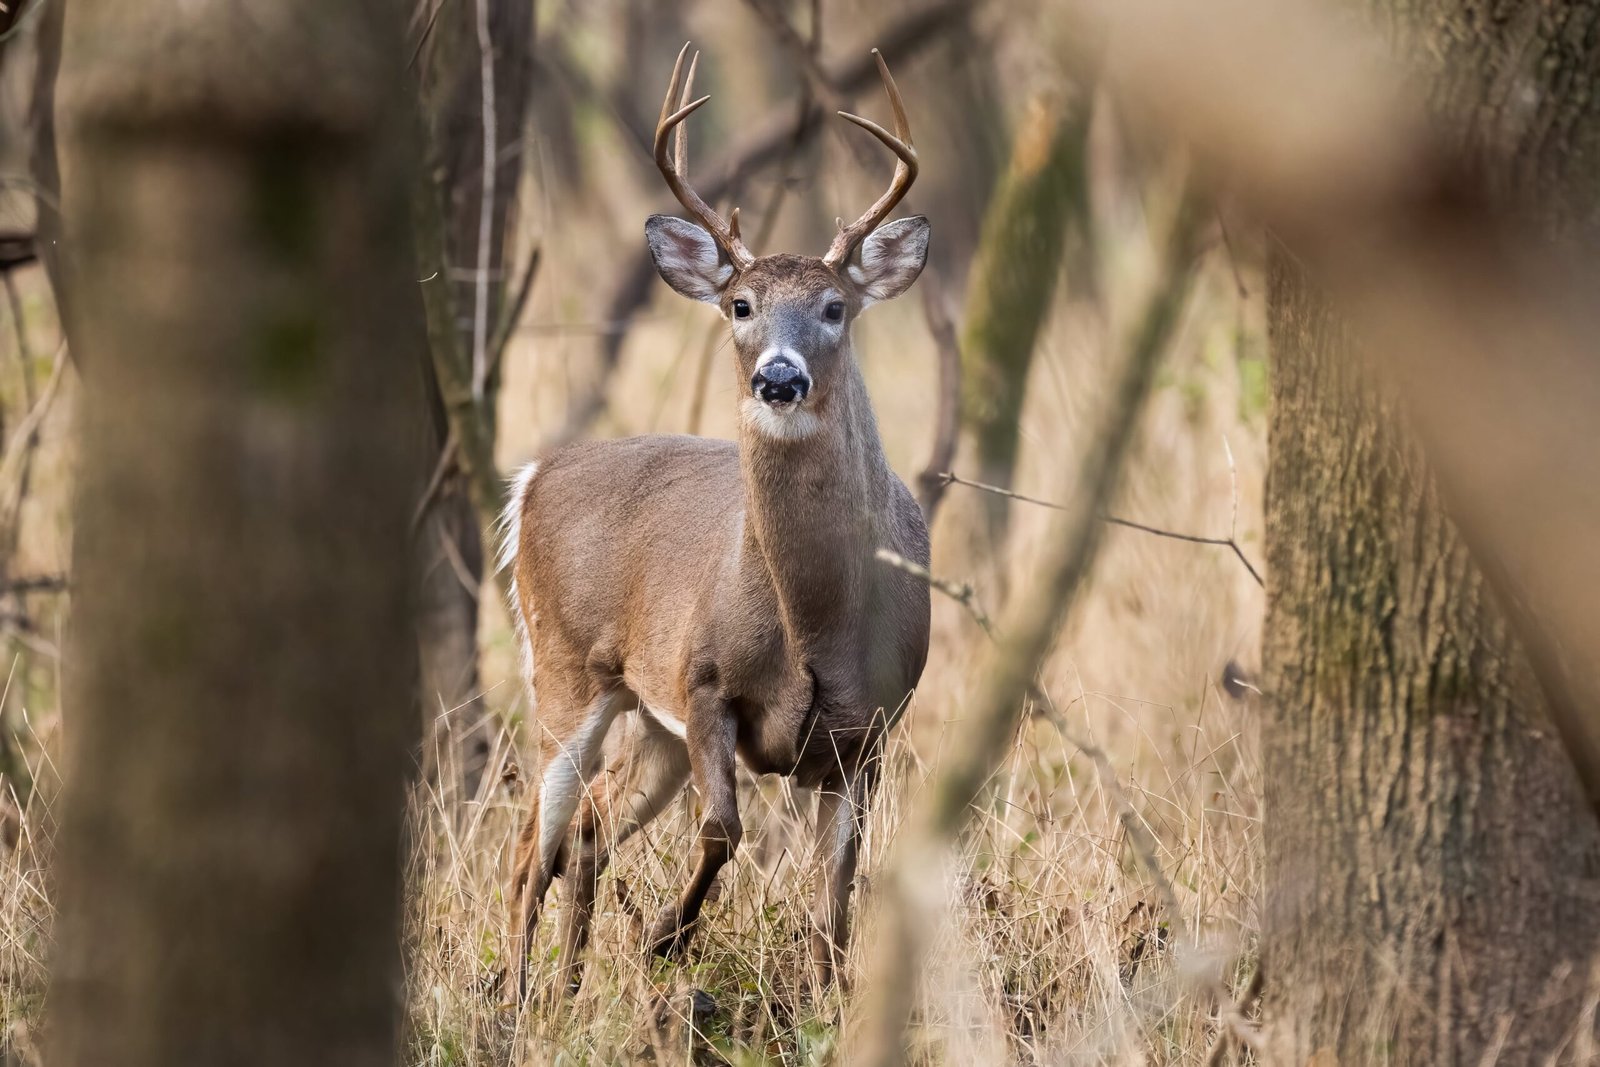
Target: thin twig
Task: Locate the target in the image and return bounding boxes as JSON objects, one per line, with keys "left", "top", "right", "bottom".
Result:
{"left": 486, "top": 244, "right": 539, "bottom": 389}
{"left": 407, "top": 0, "right": 450, "bottom": 71}
{"left": 937, "top": 470, "right": 1265, "bottom": 587}
{"left": 4, "top": 272, "right": 35, "bottom": 408}
{"left": 1215, "top": 208, "right": 1249, "bottom": 301}
{"left": 0, "top": 341, "right": 65, "bottom": 534}
{"left": 468, "top": 0, "right": 497, "bottom": 402}
{"left": 412, "top": 435, "right": 460, "bottom": 532}
{"left": 740, "top": 0, "right": 875, "bottom": 168}
{"left": 1222, "top": 434, "right": 1240, "bottom": 539}
{"left": 875, "top": 548, "right": 992, "bottom": 636}
{"left": 438, "top": 525, "right": 481, "bottom": 602}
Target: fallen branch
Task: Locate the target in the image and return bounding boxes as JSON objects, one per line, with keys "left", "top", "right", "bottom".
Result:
{"left": 937, "top": 470, "right": 1265, "bottom": 587}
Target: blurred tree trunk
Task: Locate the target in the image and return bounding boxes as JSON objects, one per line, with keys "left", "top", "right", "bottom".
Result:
{"left": 44, "top": 2, "right": 425, "bottom": 1065}
{"left": 957, "top": 93, "right": 1086, "bottom": 549}
{"left": 902, "top": 32, "right": 1006, "bottom": 291}
{"left": 413, "top": 0, "right": 534, "bottom": 799}
{"left": 1263, "top": 3, "right": 1600, "bottom": 1062}
{"left": 27, "top": 0, "right": 67, "bottom": 325}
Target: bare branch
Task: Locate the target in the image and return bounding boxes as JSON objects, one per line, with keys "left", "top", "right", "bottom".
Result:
{"left": 486, "top": 243, "right": 539, "bottom": 389}
{"left": 937, "top": 470, "right": 1265, "bottom": 587}
{"left": 874, "top": 548, "right": 992, "bottom": 637}
{"left": 0, "top": 340, "right": 67, "bottom": 543}
{"left": 468, "top": 0, "right": 498, "bottom": 402}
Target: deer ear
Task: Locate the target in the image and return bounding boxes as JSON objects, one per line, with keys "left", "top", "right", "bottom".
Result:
{"left": 646, "top": 215, "right": 734, "bottom": 304}
{"left": 847, "top": 216, "right": 930, "bottom": 307}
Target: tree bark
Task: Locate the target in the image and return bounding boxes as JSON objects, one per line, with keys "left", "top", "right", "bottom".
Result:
{"left": 413, "top": 0, "right": 534, "bottom": 799}
{"left": 27, "top": 0, "right": 67, "bottom": 327}
{"left": 45, "top": 3, "right": 425, "bottom": 1065}
{"left": 1263, "top": 3, "right": 1600, "bottom": 1062}
{"left": 955, "top": 92, "right": 1086, "bottom": 558}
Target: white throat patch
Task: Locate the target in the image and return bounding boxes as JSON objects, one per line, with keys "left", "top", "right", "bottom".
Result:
{"left": 741, "top": 397, "right": 821, "bottom": 441}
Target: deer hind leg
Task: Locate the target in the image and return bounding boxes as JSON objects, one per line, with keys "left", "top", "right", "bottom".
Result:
{"left": 810, "top": 752, "right": 880, "bottom": 987}
{"left": 557, "top": 712, "right": 690, "bottom": 993}
{"left": 647, "top": 689, "right": 740, "bottom": 959}
{"left": 511, "top": 686, "right": 623, "bottom": 1002}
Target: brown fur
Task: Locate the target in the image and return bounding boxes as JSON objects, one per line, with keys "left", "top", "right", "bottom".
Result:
{"left": 507, "top": 249, "right": 931, "bottom": 997}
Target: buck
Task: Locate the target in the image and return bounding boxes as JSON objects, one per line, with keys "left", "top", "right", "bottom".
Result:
{"left": 503, "top": 44, "right": 931, "bottom": 997}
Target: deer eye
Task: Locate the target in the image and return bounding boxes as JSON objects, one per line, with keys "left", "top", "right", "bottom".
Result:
{"left": 824, "top": 301, "right": 845, "bottom": 322}
{"left": 732, "top": 299, "right": 752, "bottom": 319}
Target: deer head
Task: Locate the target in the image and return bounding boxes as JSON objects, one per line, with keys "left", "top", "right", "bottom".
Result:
{"left": 644, "top": 45, "right": 929, "bottom": 440}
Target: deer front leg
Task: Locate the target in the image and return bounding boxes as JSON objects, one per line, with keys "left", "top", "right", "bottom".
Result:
{"left": 647, "top": 689, "right": 740, "bottom": 959}
{"left": 810, "top": 758, "right": 876, "bottom": 985}
{"left": 558, "top": 725, "right": 691, "bottom": 993}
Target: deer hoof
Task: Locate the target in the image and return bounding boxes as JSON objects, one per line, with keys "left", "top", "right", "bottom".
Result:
{"left": 646, "top": 905, "right": 694, "bottom": 958}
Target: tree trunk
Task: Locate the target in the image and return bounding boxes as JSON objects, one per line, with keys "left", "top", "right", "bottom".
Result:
{"left": 413, "top": 0, "right": 534, "bottom": 799}
{"left": 955, "top": 92, "right": 1086, "bottom": 560}
{"left": 27, "top": 0, "right": 67, "bottom": 328}
{"left": 1263, "top": 3, "right": 1600, "bottom": 1062}
{"left": 44, "top": 3, "right": 425, "bottom": 1065}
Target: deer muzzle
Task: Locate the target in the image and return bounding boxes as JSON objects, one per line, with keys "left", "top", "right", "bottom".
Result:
{"left": 751, "top": 352, "right": 811, "bottom": 407}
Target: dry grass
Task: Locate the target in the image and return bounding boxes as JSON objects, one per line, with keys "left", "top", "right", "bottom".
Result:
{"left": 401, "top": 671, "right": 1260, "bottom": 1065}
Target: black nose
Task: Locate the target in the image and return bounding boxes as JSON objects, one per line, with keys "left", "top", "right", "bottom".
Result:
{"left": 751, "top": 359, "right": 811, "bottom": 405}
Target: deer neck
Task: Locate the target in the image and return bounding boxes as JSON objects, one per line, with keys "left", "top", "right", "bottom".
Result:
{"left": 738, "top": 351, "right": 890, "bottom": 654}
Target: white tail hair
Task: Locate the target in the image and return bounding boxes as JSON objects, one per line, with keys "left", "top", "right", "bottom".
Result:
{"left": 497, "top": 463, "right": 540, "bottom": 685}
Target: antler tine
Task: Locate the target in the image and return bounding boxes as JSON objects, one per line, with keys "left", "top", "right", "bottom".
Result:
{"left": 653, "top": 44, "right": 755, "bottom": 269}
{"left": 823, "top": 49, "right": 920, "bottom": 268}
{"left": 674, "top": 50, "right": 699, "bottom": 178}
{"left": 658, "top": 42, "right": 691, "bottom": 129}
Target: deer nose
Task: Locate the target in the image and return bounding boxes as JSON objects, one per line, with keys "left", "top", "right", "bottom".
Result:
{"left": 751, "top": 356, "right": 811, "bottom": 406}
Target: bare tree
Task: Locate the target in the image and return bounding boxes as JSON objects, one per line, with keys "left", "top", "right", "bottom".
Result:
{"left": 44, "top": 3, "right": 426, "bottom": 1065}
{"left": 412, "top": 0, "right": 536, "bottom": 797}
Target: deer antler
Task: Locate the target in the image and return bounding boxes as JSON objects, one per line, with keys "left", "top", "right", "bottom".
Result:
{"left": 823, "top": 49, "right": 919, "bottom": 269}
{"left": 654, "top": 43, "right": 756, "bottom": 270}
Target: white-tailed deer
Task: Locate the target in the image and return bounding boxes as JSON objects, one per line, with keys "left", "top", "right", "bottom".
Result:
{"left": 504, "top": 44, "right": 931, "bottom": 997}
